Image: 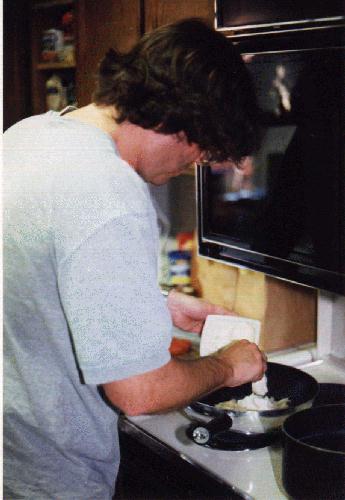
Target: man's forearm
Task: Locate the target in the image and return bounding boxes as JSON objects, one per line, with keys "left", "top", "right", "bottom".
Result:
{"left": 103, "top": 356, "right": 228, "bottom": 416}
{"left": 103, "top": 338, "right": 266, "bottom": 416}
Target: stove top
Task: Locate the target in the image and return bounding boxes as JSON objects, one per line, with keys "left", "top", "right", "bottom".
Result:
{"left": 127, "top": 356, "right": 345, "bottom": 500}
{"left": 184, "top": 381, "right": 345, "bottom": 451}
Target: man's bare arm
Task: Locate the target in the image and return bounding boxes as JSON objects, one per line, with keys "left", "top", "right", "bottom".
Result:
{"left": 102, "top": 340, "right": 266, "bottom": 416}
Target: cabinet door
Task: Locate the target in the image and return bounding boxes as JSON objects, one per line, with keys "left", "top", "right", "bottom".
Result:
{"left": 76, "top": 0, "right": 141, "bottom": 106}
{"left": 145, "top": 0, "right": 215, "bottom": 32}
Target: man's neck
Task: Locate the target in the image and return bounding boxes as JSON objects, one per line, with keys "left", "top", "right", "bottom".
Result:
{"left": 63, "top": 103, "right": 119, "bottom": 135}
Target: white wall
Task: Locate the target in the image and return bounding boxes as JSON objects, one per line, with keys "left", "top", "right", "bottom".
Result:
{"left": 317, "top": 291, "right": 345, "bottom": 360}
{"left": 331, "top": 294, "right": 345, "bottom": 359}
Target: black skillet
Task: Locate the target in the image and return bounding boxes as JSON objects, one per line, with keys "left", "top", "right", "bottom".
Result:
{"left": 186, "top": 362, "right": 319, "bottom": 450}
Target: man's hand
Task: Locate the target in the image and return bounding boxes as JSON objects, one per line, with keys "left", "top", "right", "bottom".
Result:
{"left": 167, "top": 288, "right": 233, "bottom": 333}
{"left": 215, "top": 339, "right": 267, "bottom": 387}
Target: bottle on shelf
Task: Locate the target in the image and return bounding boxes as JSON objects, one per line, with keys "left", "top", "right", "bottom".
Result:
{"left": 40, "top": 9, "right": 75, "bottom": 66}
{"left": 59, "top": 10, "right": 76, "bottom": 65}
{"left": 45, "top": 74, "right": 67, "bottom": 111}
{"left": 41, "top": 28, "right": 64, "bottom": 63}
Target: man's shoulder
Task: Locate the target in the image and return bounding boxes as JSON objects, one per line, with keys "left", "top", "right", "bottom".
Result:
{"left": 4, "top": 112, "right": 114, "bottom": 153}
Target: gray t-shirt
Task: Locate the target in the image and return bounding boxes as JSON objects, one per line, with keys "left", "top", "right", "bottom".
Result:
{"left": 4, "top": 112, "right": 172, "bottom": 499}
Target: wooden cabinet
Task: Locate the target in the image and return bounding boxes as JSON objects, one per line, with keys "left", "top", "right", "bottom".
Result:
{"left": 76, "top": 0, "right": 216, "bottom": 107}
{"left": 30, "top": 0, "right": 77, "bottom": 115}
{"left": 144, "top": 0, "right": 215, "bottom": 31}
{"left": 76, "top": 0, "right": 141, "bottom": 106}
{"left": 27, "top": 0, "right": 215, "bottom": 115}
{"left": 30, "top": 0, "right": 142, "bottom": 114}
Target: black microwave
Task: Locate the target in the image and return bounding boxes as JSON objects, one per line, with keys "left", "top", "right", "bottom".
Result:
{"left": 197, "top": 22, "right": 345, "bottom": 295}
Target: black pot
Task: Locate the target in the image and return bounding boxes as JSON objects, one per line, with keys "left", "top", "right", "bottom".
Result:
{"left": 282, "top": 404, "right": 345, "bottom": 500}
{"left": 313, "top": 382, "right": 345, "bottom": 407}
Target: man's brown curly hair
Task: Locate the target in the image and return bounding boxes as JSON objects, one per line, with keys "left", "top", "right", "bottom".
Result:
{"left": 94, "top": 18, "right": 259, "bottom": 163}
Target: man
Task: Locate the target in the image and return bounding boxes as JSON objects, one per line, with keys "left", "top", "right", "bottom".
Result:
{"left": 4, "top": 19, "right": 265, "bottom": 500}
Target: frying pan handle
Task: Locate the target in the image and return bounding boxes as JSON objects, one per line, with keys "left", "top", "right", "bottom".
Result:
{"left": 191, "top": 414, "right": 233, "bottom": 445}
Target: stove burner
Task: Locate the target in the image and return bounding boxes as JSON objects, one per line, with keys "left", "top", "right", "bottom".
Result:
{"left": 186, "top": 420, "right": 280, "bottom": 450}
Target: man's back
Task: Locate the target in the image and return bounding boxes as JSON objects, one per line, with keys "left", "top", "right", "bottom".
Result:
{"left": 3, "top": 112, "right": 171, "bottom": 499}
{"left": 3, "top": 113, "right": 122, "bottom": 499}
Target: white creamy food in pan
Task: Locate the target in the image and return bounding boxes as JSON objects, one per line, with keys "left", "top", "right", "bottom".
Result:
{"left": 216, "top": 375, "right": 290, "bottom": 411}
{"left": 215, "top": 394, "right": 290, "bottom": 411}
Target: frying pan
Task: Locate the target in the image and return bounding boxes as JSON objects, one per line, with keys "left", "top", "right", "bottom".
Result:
{"left": 189, "top": 362, "right": 319, "bottom": 435}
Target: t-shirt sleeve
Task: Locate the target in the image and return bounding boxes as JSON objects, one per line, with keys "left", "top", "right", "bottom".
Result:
{"left": 57, "top": 213, "right": 172, "bottom": 385}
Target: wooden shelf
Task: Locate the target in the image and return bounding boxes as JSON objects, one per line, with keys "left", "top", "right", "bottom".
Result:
{"left": 37, "top": 61, "right": 76, "bottom": 70}
{"left": 32, "top": 0, "right": 74, "bottom": 10}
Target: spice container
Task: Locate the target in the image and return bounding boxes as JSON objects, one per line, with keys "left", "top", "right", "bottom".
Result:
{"left": 168, "top": 250, "right": 192, "bottom": 287}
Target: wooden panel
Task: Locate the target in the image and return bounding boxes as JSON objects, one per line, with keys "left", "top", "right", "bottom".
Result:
{"left": 144, "top": 0, "right": 215, "bottom": 32}
{"left": 76, "top": 0, "right": 141, "bottom": 106}
{"left": 192, "top": 249, "right": 317, "bottom": 353}
{"left": 191, "top": 255, "right": 239, "bottom": 310}
{"left": 234, "top": 269, "right": 267, "bottom": 321}
{"left": 260, "top": 277, "right": 317, "bottom": 352}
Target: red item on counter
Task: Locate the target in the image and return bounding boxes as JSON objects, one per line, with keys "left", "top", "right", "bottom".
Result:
{"left": 176, "top": 232, "right": 194, "bottom": 251}
{"left": 169, "top": 337, "right": 192, "bottom": 356}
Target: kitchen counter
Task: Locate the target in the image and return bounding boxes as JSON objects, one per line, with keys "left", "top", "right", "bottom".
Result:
{"left": 119, "top": 356, "right": 345, "bottom": 500}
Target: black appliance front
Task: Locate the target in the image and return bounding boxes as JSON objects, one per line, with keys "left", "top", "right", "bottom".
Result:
{"left": 216, "top": 0, "right": 345, "bottom": 34}
{"left": 197, "top": 26, "right": 345, "bottom": 295}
